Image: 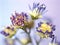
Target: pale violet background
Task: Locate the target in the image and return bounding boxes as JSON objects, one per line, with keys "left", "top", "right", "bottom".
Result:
{"left": 0, "top": 0, "right": 60, "bottom": 45}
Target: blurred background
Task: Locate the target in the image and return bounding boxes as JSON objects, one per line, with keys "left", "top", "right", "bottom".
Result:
{"left": 0, "top": 0, "right": 60, "bottom": 45}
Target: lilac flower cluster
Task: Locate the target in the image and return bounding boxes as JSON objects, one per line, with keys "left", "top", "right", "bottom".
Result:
{"left": 29, "top": 3, "right": 46, "bottom": 13}
{"left": 10, "top": 12, "right": 28, "bottom": 27}
{"left": 36, "top": 22, "right": 55, "bottom": 38}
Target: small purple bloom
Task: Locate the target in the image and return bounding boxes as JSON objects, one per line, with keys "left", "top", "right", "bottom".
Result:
{"left": 5, "top": 33, "right": 9, "bottom": 36}
{"left": 38, "top": 22, "right": 44, "bottom": 27}
{"left": 46, "top": 22, "right": 50, "bottom": 25}
{"left": 37, "top": 29, "right": 45, "bottom": 34}
{"left": 50, "top": 35, "right": 55, "bottom": 42}
{"left": 37, "top": 30, "right": 42, "bottom": 32}
{"left": 52, "top": 25, "right": 56, "bottom": 31}
{"left": 1, "top": 31, "right": 6, "bottom": 34}
{"left": 6, "top": 26, "right": 10, "bottom": 29}
{"left": 38, "top": 23, "right": 41, "bottom": 27}
{"left": 40, "top": 4, "right": 46, "bottom": 11}
{"left": 33, "top": 3, "right": 39, "bottom": 9}
{"left": 40, "top": 22, "right": 43, "bottom": 24}
{"left": 0, "top": 31, "right": 9, "bottom": 36}
{"left": 25, "top": 14, "right": 28, "bottom": 19}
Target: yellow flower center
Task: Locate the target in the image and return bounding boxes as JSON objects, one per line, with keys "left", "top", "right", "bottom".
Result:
{"left": 38, "top": 23, "right": 51, "bottom": 33}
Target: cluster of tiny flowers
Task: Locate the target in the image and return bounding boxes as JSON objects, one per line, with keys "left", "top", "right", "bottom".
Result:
{"left": 29, "top": 3, "right": 46, "bottom": 12}
{"left": 36, "top": 21, "right": 55, "bottom": 38}
{"left": 0, "top": 26, "right": 15, "bottom": 37}
{"left": 10, "top": 12, "right": 28, "bottom": 27}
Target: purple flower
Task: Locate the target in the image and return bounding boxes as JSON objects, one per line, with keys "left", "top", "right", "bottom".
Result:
{"left": 5, "top": 33, "right": 9, "bottom": 36}
{"left": 46, "top": 22, "right": 50, "bottom": 25}
{"left": 37, "top": 30, "right": 42, "bottom": 32}
{"left": 29, "top": 3, "right": 46, "bottom": 11}
{"left": 6, "top": 26, "right": 10, "bottom": 29}
{"left": 38, "top": 23, "right": 41, "bottom": 27}
{"left": 0, "top": 31, "right": 9, "bottom": 36}
{"left": 33, "top": 3, "right": 39, "bottom": 9}
{"left": 39, "top": 4, "right": 46, "bottom": 11}
{"left": 10, "top": 12, "right": 28, "bottom": 26}
{"left": 0, "top": 31, "right": 5, "bottom": 34}
{"left": 38, "top": 22, "right": 43, "bottom": 27}
{"left": 51, "top": 25, "right": 56, "bottom": 31}
{"left": 45, "top": 31, "right": 53, "bottom": 35}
